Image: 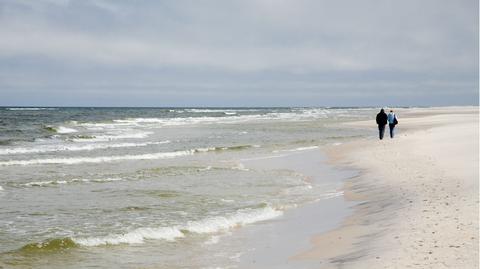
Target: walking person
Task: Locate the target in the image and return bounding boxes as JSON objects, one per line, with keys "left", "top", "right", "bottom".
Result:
{"left": 387, "top": 110, "right": 398, "bottom": 138}
{"left": 376, "top": 108, "right": 388, "bottom": 140}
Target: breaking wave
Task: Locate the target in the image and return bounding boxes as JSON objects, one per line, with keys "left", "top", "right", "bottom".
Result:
{"left": 0, "top": 140, "right": 170, "bottom": 155}
{"left": 72, "top": 109, "right": 331, "bottom": 129}
{"left": 0, "top": 150, "right": 195, "bottom": 166}
{"left": 0, "top": 144, "right": 253, "bottom": 166}
{"left": 56, "top": 126, "right": 78, "bottom": 134}
{"left": 73, "top": 206, "right": 282, "bottom": 246}
{"left": 43, "top": 126, "right": 78, "bottom": 134}
{"left": 6, "top": 107, "right": 57, "bottom": 111}
{"left": 14, "top": 206, "right": 283, "bottom": 252}
{"left": 18, "top": 238, "right": 77, "bottom": 252}
{"left": 70, "top": 131, "right": 154, "bottom": 142}
{"left": 21, "top": 178, "right": 123, "bottom": 187}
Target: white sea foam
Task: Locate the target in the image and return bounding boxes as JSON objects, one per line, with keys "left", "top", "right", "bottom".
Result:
{"left": 204, "top": 235, "right": 220, "bottom": 245}
{"left": 194, "top": 147, "right": 215, "bottom": 152}
{"left": 310, "top": 191, "right": 345, "bottom": 203}
{"left": 56, "top": 126, "right": 78, "bottom": 134}
{"left": 229, "top": 252, "right": 243, "bottom": 262}
{"left": 0, "top": 186, "right": 3, "bottom": 191}
{"left": 73, "top": 109, "right": 333, "bottom": 130}
{"left": 240, "top": 154, "right": 286, "bottom": 161}
{"left": 285, "top": 184, "right": 313, "bottom": 192}
{"left": 73, "top": 206, "right": 282, "bottom": 246}
{"left": 272, "top": 146, "right": 319, "bottom": 153}
{"left": 6, "top": 107, "right": 57, "bottom": 111}
{"left": 0, "top": 144, "right": 250, "bottom": 166}
{"left": 0, "top": 150, "right": 194, "bottom": 166}
{"left": 0, "top": 140, "right": 170, "bottom": 155}
{"left": 74, "top": 227, "right": 185, "bottom": 246}
{"left": 72, "top": 131, "right": 154, "bottom": 142}
{"left": 230, "top": 163, "right": 249, "bottom": 171}
{"left": 23, "top": 180, "right": 64, "bottom": 187}
{"left": 184, "top": 109, "right": 239, "bottom": 113}
{"left": 198, "top": 166, "right": 212, "bottom": 171}
{"left": 22, "top": 178, "right": 123, "bottom": 187}
{"left": 73, "top": 178, "right": 123, "bottom": 183}
{"left": 320, "top": 191, "right": 344, "bottom": 200}
{"left": 184, "top": 207, "right": 282, "bottom": 234}
{"left": 294, "top": 146, "right": 319, "bottom": 151}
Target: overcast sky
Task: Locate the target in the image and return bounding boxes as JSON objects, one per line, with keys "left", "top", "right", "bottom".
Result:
{"left": 0, "top": 0, "right": 478, "bottom": 107}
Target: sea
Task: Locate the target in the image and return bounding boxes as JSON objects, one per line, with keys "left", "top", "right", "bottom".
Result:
{"left": 0, "top": 107, "right": 374, "bottom": 269}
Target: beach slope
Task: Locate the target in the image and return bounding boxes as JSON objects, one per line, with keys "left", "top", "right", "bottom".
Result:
{"left": 296, "top": 107, "right": 479, "bottom": 268}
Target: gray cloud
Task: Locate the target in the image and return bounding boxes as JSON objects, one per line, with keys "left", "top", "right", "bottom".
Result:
{"left": 0, "top": 0, "right": 477, "bottom": 106}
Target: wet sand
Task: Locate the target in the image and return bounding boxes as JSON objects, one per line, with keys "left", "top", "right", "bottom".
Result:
{"left": 295, "top": 107, "right": 479, "bottom": 268}
{"left": 236, "top": 150, "right": 358, "bottom": 269}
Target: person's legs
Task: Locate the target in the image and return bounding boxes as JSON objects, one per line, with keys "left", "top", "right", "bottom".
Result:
{"left": 378, "top": 125, "right": 385, "bottom": 140}
{"left": 389, "top": 124, "right": 395, "bottom": 138}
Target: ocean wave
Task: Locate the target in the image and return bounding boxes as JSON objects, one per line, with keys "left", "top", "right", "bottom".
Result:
{"left": 183, "top": 206, "right": 282, "bottom": 234}
{"left": 19, "top": 238, "right": 77, "bottom": 252}
{"left": 194, "top": 145, "right": 252, "bottom": 153}
{"left": 94, "top": 131, "right": 153, "bottom": 140}
{"left": 0, "top": 144, "right": 253, "bottom": 166}
{"left": 184, "top": 109, "right": 237, "bottom": 115}
{"left": 74, "top": 227, "right": 184, "bottom": 246}
{"left": 71, "top": 131, "right": 154, "bottom": 142}
{"left": 183, "top": 108, "right": 263, "bottom": 113}
{"left": 0, "top": 150, "right": 195, "bottom": 166}
{"left": 272, "top": 146, "right": 319, "bottom": 153}
{"left": 77, "top": 122, "right": 133, "bottom": 128}
{"left": 0, "top": 140, "right": 170, "bottom": 155}
{"left": 56, "top": 126, "right": 78, "bottom": 134}
{"left": 13, "top": 207, "right": 281, "bottom": 250}
{"left": 21, "top": 178, "right": 123, "bottom": 187}
{"left": 6, "top": 107, "right": 57, "bottom": 111}
{"left": 43, "top": 125, "right": 77, "bottom": 134}
{"left": 13, "top": 206, "right": 283, "bottom": 251}
{"left": 230, "top": 163, "right": 249, "bottom": 171}
{"left": 72, "top": 109, "right": 331, "bottom": 129}
{"left": 73, "top": 206, "right": 282, "bottom": 247}
{"left": 184, "top": 109, "right": 235, "bottom": 113}
{"left": 0, "top": 185, "right": 3, "bottom": 191}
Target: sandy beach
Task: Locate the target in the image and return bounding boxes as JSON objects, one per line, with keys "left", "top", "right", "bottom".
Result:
{"left": 295, "top": 107, "right": 479, "bottom": 268}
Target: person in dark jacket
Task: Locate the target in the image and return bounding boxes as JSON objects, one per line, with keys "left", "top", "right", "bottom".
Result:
{"left": 376, "top": 108, "right": 388, "bottom": 140}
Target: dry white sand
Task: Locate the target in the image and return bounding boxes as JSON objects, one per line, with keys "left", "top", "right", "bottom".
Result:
{"left": 295, "top": 107, "right": 479, "bottom": 268}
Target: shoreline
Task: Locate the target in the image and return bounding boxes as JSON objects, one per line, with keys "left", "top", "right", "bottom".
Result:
{"left": 294, "top": 106, "right": 479, "bottom": 268}
{"left": 235, "top": 149, "right": 358, "bottom": 269}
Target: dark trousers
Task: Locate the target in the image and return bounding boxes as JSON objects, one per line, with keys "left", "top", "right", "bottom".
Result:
{"left": 378, "top": 125, "right": 386, "bottom": 140}
{"left": 389, "top": 124, "right": 395, "bottom": 138}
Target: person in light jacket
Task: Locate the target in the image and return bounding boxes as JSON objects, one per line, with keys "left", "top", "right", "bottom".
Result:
{"left": 387, "top": 110, "right": 398, "bottom": 138}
